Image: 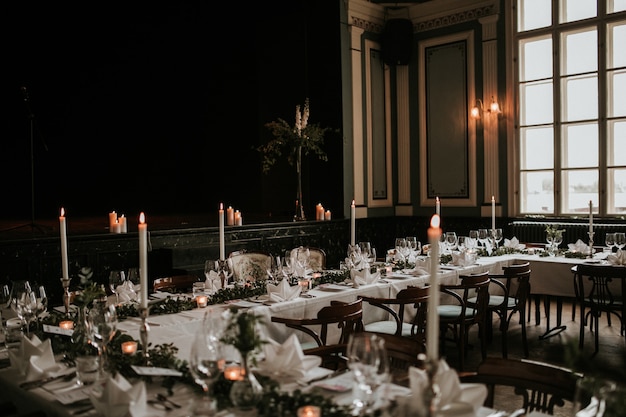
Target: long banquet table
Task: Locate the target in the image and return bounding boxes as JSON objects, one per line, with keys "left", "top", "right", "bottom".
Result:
{"left": 0, "top": 252, "right": 611, "bottom": 417}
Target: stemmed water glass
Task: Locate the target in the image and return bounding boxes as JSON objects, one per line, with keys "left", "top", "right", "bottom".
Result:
{"left": 108, "top": 270, "right": 126, "bottom": 305}
{"left": 34, "top": 285, "right": 48, "bottom": 331}
{"left": 347, "top": 332, "right": 390, "bottom": 413}
{"left": 444, "top": 231, "right": 458, "bottom": 253}
{"left": 478, "top": 229, "right": 490, "bottom": 249}
{"left": 14, "top": 284, "right": 37, "bottom": 337}
{"left": 467, "top": 230, "right": 479, "bottom": 252}
{"left": 614, "top": 232, "right": 625, "bottom": 251}
{"left": 266, "top": 255, "right": 283, "bottom": 285}
{"left": 394, "top": 238, "right": 410, "bottom": 263}
{"left": 605, "top": 232, "right": 616, "bottom": 253}
{"left": 491, "top": 228, "right": 503, "bottom": 249}
{"left": 87, "top": 299, "right": 117, "bottom": 378}
{"left": 188, "top": 311, "right": 225, "bottom": 415}
{"left": 406, "top": 236, "right": 421, "bottom": 259}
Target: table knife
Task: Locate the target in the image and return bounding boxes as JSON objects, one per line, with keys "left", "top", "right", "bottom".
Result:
{"left": 19, "top": 371, "right": 76, "bottom": 390}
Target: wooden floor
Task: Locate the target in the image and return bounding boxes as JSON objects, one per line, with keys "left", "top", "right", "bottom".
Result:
{"left": 451, "top": 297, "right": 625, "bottom": 416}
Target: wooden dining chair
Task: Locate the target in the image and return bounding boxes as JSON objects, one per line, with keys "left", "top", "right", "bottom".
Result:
{"left": 359, "top": 285, "right": 429, "bottom": 342}
{"left": 270, "top": 299, "right": 364, "bottom": 350}
{"left": 459, "top": 357, "right": 581, "bottom": 415}
{"left": 228, "top": 250, "right": 272, "bottom": 283}
{"left": 152, "top": 274, "right": 200, "bottom": 293}
{"left": 438, "top": 271, "right": 491, "bottom": 371}
{"left": 289, "top": 246, "right": 327, "bottom": 271}
{"left": 573, "top": 263, "right": 625, "bottom": 356}
{"left": 480, "top": 262, "right": 532, "bottom": 358}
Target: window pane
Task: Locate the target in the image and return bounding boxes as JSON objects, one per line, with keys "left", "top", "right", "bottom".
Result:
{"left": 521, "top": 171, "right": 554, "bottom": 213}
{"left": 561, "top": 75, "right": 598, "bottom": 121}
{"left": 520, "top": 37, "right": 552, "bottom": 81}
{"left": 607, "top": 168, "right": 626, "bottom": 214}
{"left": 608, "top": 70, "right": 626, "bottom": 117}
{"left": 608, "top": 0, "right": 626, "bottom": 13}
{"left": 561, "top": 169, "right": 598, "bottom": 214}
{"left": 518, "top": 0, "right": 552, "bottom": 31}
{"left": 520, "top": 81, "right": 553, "bottom": 125}
{"left": 562, "top": 123, "right": 598, "bottom": 168}
{"left": 520, "top": 127, "right": 553, "bottom": 169}
{"left": 608, "top": 120, "right": 626, "bottom": 165}
{"left": 560, "top": 0, "right": 596, "bottom": 23}
{"left": 562, "top": 29, "right": 597, "bottom": 75}
{"left": 608, "top": 23, "right": 626, "bottom": 68}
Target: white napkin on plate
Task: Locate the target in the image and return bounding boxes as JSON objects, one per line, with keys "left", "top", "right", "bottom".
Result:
{"left": 116, "top": 282, "right": 138, "bottom": 303}
{"left": 267, "top": 279, "right": 301, "bottom": 302}
{"left": 408, "top": 359, "right": 487, "bottom": 414}
{"left": 607, "top": 249, "right": 626, "bottom": 265}
{"left": 255, "top": 334, "right": 322, "bottom": 380}
{"left": 90, "top": 373, "right": 147, "bottom": 417}
{"left": 349, "top": 268, "right": 380, "bottom": 287}
{"left": 504, "top": 237, "right": 526, "bottom": 251}
{"left": 568, "top": 239, "right": 590, "bottom": 254}
{"left": 450, "top": 251, "right": 477, "bottom": 267}
{"left": 410, "top": 258, "right": 430, "bottom": 276}
{"left": 9, "top": 334, "right": 61, "bottom": 381}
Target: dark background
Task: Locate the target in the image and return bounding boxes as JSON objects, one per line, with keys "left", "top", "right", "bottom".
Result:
{"left": 2, "top": 1, "right": 344, "bottom": 227}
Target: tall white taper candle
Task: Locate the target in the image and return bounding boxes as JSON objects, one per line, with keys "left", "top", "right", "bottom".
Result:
{"left": 427, "top": 214, "right": 442, "bottom": 359}
{"left": 59, "top": 208, "right": 69, "bottom": 280}
{"left": 589, "top": 200, "right": 593, "bottom": 234}
{"left": 350, "top": 200, "right": 356, "bottom": 246}
{"left": 219, "top": 203, "right": 225, "bottom": 260}
{"left": 138, "top": 212, "right": 148, "bottom": 309}
{"left": 491, "top": 196, "right": 496, "bottom": 231}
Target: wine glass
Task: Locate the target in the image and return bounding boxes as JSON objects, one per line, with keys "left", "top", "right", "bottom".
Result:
{"left": 347, "top": 244, "right": 363, "bottom": 270}
{"left": 294, "top": 246, "right": 311, "bottom": 278}
{"left": 281, "top": 251, "right": 294, "bottom": 282}
{"left": 204, "top": 260, "right": 221, "bottom": 294}
{"left": 87, "top": 300, "right": 117, "bottom": 378}
{"left": 347, "top": 332, "right": 390, "bottom": 412}
{"left": 127, "top": 267, "right": 140, "bottom": 286}
{"left": 614, "top": 232, "right": 625, "bottom": 251}
{"left": 34, "top": 285, "right": 48, "bottom": 331}
{"left": 467, "top": 230, "right": 479, "bottom": 252}
{"left": 188, "top": 320, "right": 225, "bottom": 415}
{"left": 108, "top": 270, "right": 125, "bottom": 305}
{"left": 406, "top": 236, "right": 421, "bottom": 259}
{"left": 478, "top": 228, "right": 490, "bottom": 249}
{"left": 216, "top": 259, "right": 233, "bottom": 287}
{"left": 605, "top": 232, "right": 616, "bottom": 253}
{"left": 394, "top": 238, "right": 410, "bottom": 263}
{"left": 266, "top": 255, "right": 283, "bottom": 285}
{"left": 445, "top": 231, "right": 458, "bottom": 253}
{"left": 16, "top": 288, "right": 37, "bottom": 337}
{"left": 491, "top": 228, "right": 503, "bottom": 249}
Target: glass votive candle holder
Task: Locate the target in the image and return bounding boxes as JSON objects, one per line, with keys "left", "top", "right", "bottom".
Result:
{"left": 196, "top": 294, "right": 208, "bottom": 308}
{"left": 297, "top": 405, "right": 321, "bottom": 417}
{"left": 224, "top": 364, "right": 244, "bottom": 381}
{"left": 59, "top": 320, "right": 74, "bottom": 330}
{"left": 121, "top": 341, "right": 138, "bottom": 355}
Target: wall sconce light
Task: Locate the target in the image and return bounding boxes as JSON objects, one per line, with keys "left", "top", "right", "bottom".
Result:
{"left": 471, "top": 97, "right": 501, "bottom": 119}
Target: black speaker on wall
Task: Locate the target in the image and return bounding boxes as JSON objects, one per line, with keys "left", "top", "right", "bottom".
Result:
{"left": 381, "top": 18, "right": 413, "bottom": 66}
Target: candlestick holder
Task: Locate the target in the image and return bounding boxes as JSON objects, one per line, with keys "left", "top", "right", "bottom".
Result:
{"left": 138, "top": 306, "right": 151, "bottom": 365}
{"left": 587, "top": 231, "right": 595, "bottom": 258}
{"left": 416, "top": 354, "right": 441, "bottom": 417}
{"left": 60, "top": 278, "right": 71, "bottom": 316}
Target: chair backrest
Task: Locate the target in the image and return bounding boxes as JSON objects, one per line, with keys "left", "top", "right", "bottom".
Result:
{"left": 362, "top": 330, "right": 426, "bottom": 386}
{"left": 460, "top": 357, "right": 581, "bottom": 415}
{"left": 271, "top": 299, "right": 364, "bottom": 347}
{"left": 228, "top": 251, "right": 272, "bottom": 282}
{"left": 490, "top": 261, "right": 532, "bottom": 306}
{"left": 290, "top": 246, "right": 327, "bottom": 271}
{"left": 153, "top": 274, "right": 200, "bottom": 293}
{"left": 442, "top": 271, "right": 491, "bottom": 322}
{"left": 574, "top": 263, "right": 626, "bottom": 308}
{"left": 360, "top": 285, "right": 430, "bottom": 339}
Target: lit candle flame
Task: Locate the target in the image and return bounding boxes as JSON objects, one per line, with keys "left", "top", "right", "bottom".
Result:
{"left": 60, "top": 207, "right": 65, "bottom": 217}
{"left": 139, "top": 212, "right": 146, "bottom": 224}
{"left": 430, "top": 214, "right": 440, "bottom": 229}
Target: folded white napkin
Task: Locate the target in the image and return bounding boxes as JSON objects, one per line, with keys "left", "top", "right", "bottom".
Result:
{"left": 607, "top": 249, "right": 626, "bottom": 265}
{"left": 90, "top": 373, "right": 147, "bottom": 417}
{"left": 205, "top": 270, "right": 223, "bottom": 292}
{"left": 116, "top": 282, "right": 138, "bottom": 303}
{"left": 568, "top": 239, "right": 590, "bottom": 253}
{"left": 9, "top": 334, "right": 61, "bottom": 381}
{"left": 349, "top": 268, "right": 381, "bottom": 287}
{"left": 267, "top": 278, "right": 301, "bottom": 302}
{"left": 504, "top": 237, "right": 526, "bottom": 251}
{"left": 255, "top": 334, "right": 321, "bottom": 380}
{"left": 410, "top": 258, "right": 430, "bottom": 276}
{"left": 450, "top": 251, "right": 477, "bottom": 267}
{"left": 408, "top": 359, "right": 487, "bottom": 414}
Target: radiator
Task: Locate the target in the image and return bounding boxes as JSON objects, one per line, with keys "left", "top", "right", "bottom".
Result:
{"left": 508, "top": 221, "right": 625, "bottom": 245}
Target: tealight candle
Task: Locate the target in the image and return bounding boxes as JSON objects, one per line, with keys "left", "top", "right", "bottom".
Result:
{"left": 121, "top": 341, "right": 138, "bottom": 355}
{"left": 224, "top": 365, "right": 244, "bottom": 381}
{"left": 59, "top": 320, "right": 74, "bottom": 330}
{"left": 196, "top": 294, "right": 208, "bottom": 308}
{"left": 298, "top": 405, "right": 321, "bottom": 417}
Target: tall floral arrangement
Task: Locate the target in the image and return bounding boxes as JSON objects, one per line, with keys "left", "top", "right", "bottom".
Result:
{"left": 258, "top": 98, "right": 336, "bottom": 221}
